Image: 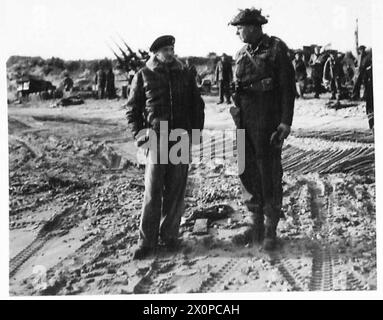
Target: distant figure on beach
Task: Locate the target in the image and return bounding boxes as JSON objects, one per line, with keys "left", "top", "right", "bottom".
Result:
{"left": 293, "top": 50, "right": 307, "bottom": 98}
{"left": 95, "top": 67, "right": 106, "bottom": 99}
{"left": 215, "top": 53, "right": 233, "bottom": 104}
{"left": 105, "top": 68, "right": 116, "bottom": 99}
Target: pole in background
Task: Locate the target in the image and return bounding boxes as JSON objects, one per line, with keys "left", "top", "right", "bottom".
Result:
{"left": 355, "top": 18, "right": 359, "bottom": 57}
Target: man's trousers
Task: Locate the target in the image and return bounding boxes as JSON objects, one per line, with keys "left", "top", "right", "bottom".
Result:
{"left": 138, "top": 162, "right": 189, "bottom": 248}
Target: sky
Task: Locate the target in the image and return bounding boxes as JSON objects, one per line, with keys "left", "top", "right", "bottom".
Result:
{"left": 2, "top": 0, "right": 373, "bottom": 60}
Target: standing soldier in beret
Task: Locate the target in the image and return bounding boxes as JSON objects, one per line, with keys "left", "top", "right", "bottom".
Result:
{"left": 353, "top": 49, "right": 373, "bottom": 129}
{"left": 323, "top": 50, "right": 344, "bottom": 101}
{"left": 95, "top": 66, "right": 106, "bottom": 99}
{"left": 126, "top": 35, "right": 205, "bottom": 259}
{"left": 229, "top": 8, "right": 295, "bottom": 250}
{"left": 215, "top": 53, "right": 233, "bottom": 104}
{"left": 309, "top": 46, "right": 323, "bottom": 99}
{"left": 293, "top": 50, "right": 307, "bottom": 99}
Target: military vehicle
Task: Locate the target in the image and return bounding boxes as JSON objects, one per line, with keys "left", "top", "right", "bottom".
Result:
{"left": 16, "top": 75, "right": 56, "bottom": 98}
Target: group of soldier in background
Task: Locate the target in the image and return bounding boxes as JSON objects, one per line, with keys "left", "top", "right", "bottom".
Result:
{"left": 94, "top": 67, "right": 116, "bottom": 99}
{"left": 292, "top": 45, "right": 372, "bottom": 101}
{"left": 58, "top": 64, "right": 116, "bottom": 100}
{"left": 291, "top": 44, "right": 373, "bottom": 129}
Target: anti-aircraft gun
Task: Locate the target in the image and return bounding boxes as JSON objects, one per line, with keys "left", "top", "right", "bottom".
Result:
{"left": 108, "top": 37, "right": 149, "bottom": 76}
{"left": 107, "top": 36, "right": 150, "bottom": 98}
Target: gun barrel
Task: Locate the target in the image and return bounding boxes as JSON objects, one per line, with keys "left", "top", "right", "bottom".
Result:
{"left": 111, "top": 38, "right": 130, "bottom": 60}
{"left": 106, "top": 41, "right": 124, "bottom": 63}
{"left": 116, "top": 34, "right": 134, "bottom": 54}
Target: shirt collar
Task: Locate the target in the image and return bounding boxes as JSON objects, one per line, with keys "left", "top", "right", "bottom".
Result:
{"left": 248, "top": 34, "right": 271, "bottom": 52}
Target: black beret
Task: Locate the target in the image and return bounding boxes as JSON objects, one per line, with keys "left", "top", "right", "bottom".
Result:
{"left": 229, "top": 8, "right": 268, "bottom": 26}
{"left": 149, "top": 35, "right": 175, "bottom": 52}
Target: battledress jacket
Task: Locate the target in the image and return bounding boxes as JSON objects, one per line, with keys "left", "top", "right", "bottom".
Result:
{"left": 234, "top": 34, "right": 295, "bottom": 154}
{"left": 125, "top": 56, "right": 205, "bottom": 139}
{"left": 215, "top": 60, "right": 233, "bottom": 83}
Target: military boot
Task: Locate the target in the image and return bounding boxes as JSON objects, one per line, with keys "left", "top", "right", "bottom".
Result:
{"left": 232, "top": 208, "right": 264, "bottom": 245}
{"left": 262, "top": 204, "right": 279, "bottom": 251}
{"left": 132, "top": 245, "right": 153, "bottom": 260}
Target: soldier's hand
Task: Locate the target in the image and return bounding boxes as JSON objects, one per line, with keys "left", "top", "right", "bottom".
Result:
{"left": 277, "top": 123, "right": 291, "bottom": 140}
{"left": 270, "top": 131, "right": 281, "bottom": 148}
{"left": 351, "top": 92, "right": 360, "bottom": 101}
{"left": 134, "top": 132, "right": 149, "bottom": 148}
{"left": 235, "top": 81, "right": 243, "bottom": 93}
